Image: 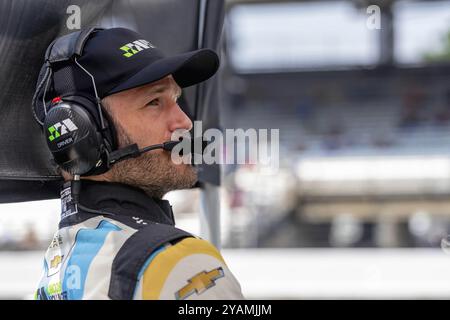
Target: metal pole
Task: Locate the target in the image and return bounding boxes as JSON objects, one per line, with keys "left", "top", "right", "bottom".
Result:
{"left": 379, "top": 3, "right": 394, "bottom": 65}
{"left": 197, "top": 0, "right": 222, "bottom": 249}
{"left": 199, "top": 182, "right": 221, "bottom": 249}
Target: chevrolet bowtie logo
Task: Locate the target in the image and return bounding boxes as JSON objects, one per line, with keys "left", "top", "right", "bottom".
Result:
{"left": 50, "top": 255, "right": 63, "bottom": 269}
{"left": 175, "top": 267, "right": 225, "bottom": 300}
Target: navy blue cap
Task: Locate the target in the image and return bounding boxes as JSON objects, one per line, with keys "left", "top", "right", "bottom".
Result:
{"left": 51, "top": 27, "right": 220, "bottom": 99}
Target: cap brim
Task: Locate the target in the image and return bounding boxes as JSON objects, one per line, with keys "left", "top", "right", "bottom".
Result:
{"left": 106, "top": 48, "right": 219, "bottom": 96}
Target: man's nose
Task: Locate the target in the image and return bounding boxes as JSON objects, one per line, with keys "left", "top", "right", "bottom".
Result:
{"left": 169, "top": 103, "right": 193, "bottom": 132}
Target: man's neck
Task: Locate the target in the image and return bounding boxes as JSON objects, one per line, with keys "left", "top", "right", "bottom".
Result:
{"left": 64, "top": 171, "right": 167, "bottom": 200}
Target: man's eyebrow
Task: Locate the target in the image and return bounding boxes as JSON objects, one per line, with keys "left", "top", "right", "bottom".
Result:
{"left": 146, "top": 84, "right": 182, "bottom": 97}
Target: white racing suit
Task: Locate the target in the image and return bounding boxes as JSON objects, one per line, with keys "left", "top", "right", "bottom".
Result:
{"left": 34, "top": 180, "right": 244, "bottom": 300}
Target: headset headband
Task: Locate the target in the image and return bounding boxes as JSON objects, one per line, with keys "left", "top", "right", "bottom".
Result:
{"left": 32, "top": 27, "right": 105, "bottom": 126}
{"left": 45, "top": 27, "right": 103, "bottom": 63}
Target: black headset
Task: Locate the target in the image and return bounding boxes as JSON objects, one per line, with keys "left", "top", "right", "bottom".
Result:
{"left": 32, "top": 27, "right": 188, "bottom": 193}
{"left": 32, "top": 27, "right": 119, "bottom": 178}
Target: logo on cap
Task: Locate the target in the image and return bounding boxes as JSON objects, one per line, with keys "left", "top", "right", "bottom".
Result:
{"left": 119, "top": 39, "right": 155, "bottom": 58}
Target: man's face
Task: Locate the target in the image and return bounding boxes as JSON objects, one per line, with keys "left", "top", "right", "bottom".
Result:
{"left": 101, "top": 75, "right": 197, "bottom": 198}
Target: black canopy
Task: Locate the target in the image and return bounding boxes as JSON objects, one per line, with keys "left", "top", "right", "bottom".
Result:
{"left": 0, "top": 0, "right": 224, "bottom": 203}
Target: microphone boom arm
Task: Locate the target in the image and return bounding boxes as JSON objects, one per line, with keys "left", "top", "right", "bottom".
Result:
{"left": 107, "top": 140, "right": 181, "bottom": 166}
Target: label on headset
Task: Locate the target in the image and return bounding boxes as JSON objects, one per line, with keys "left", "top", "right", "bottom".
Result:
{"left": 56, "top": 137, "right": 74, "bottom": 149}
{"left": 47, "top": 118, "right": 78, "bottom": 143}
{"left": 60, "top": 186, "right": 78, "bottom": 220}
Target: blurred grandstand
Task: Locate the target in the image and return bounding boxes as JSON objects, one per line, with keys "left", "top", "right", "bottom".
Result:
{"left": 218, "top": 0, "right": 450, "bottom": 250}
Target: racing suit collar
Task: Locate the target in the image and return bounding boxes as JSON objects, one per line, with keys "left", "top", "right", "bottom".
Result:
{"left": 63, "top": 180, "right": 175, "bottom": 225}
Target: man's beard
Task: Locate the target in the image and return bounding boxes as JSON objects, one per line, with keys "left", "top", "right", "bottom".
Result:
{"left": 107, "top": 121, "right": 197, "bottom": 198}
{"left": 108, "top": 151, "right": 197, "bottom": 199}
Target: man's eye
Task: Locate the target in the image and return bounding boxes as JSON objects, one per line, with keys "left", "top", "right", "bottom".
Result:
{"left": 146, "top": 98, "right": 159, "bottom": 107}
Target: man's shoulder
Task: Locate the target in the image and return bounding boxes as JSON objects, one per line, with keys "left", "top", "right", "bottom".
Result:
{"left": 104, "top": 217, "right": 194, "bottom": 299}
{"left": 135, "top": 237, "right": 244, "bottom": 300}
{"left": 145, "top": 237, "right": 226, "bottom": 268}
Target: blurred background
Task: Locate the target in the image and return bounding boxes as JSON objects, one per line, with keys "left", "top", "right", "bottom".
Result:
{"left": 1, "top": 0, "right": 450, "bottom": 299}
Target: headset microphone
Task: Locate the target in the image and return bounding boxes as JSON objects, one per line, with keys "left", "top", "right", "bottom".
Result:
{"left": 107, "top": 137, "right": 204, "bottom": 166}
{"left": 107, "top": 140, "right": 180, "bottom": 166}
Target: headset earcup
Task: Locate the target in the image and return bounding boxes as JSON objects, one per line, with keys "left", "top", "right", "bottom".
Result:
{"left": 43, "top": 102, "right": 103, "bottom": 176}
{"left": 61, "top": 95, "right": 118, "bottom": 153}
